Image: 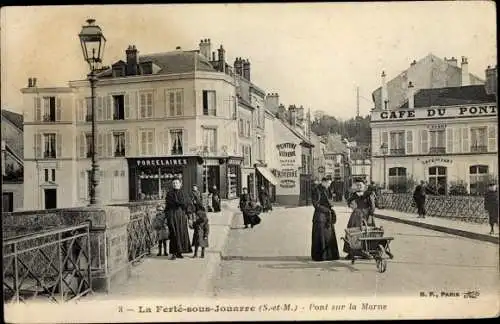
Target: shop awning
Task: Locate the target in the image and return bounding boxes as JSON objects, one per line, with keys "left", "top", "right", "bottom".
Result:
{"left": 256, "top": 167, "right": 278, "bottom": 186}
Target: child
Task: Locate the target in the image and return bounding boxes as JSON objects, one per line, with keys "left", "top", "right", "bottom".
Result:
{"left": 152, "top": 205, "right": 169, "bottom": 256}
{"left": 192, "top": 203, "right": 209, "bottom": 258}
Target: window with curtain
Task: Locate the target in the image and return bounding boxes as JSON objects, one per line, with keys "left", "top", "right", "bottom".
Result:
{"left": 388, "top": 167, "right": 407, "bottom": 192}
{"left": 170, "top": 129, "right": 183, "bottom": 155}
{"left": 114, "top": 132, "right": 126, "bottom": 157}
{"left": 469, "top": 165, "right": 489, "bottom": 195}
{"left": 139, "top": 92, "right": 154, "bottom": 118}
{"left": 241, "top": 144, "right": 252, "bottom": 167}
{"left": 389, "top": 131, "right": 405, "bottom": 155}
{"left": 202, "top": 90, "right": 216, "bottom": 116}
{"left": 44, "top": 133, "right": 56, "bottom": 158}
{"left": 470, "top": 127, "right": 487, "bottom": 153}
{"left": 429, "top": 130, "right": 446, "bottom": 154}
{"left": 202, "top": 128, "right": 216, "bottom": 153}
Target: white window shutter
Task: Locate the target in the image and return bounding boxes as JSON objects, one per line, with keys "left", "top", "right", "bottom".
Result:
{"left": 488, "top": 126, "right": 497, "bottom": 152}
{"left": 420, "top": 129, "right": 429, "bottom": 154}
{"left": 96, "top": 96, "right": 103, "bottom": 121}
{"left": 462, "top": 127, "right": 469, "bottom": 152}
{"left": 125, "top": 130, "right": 131, "bottom": 157}
{"left": 34, "top": 97, "right": 41, "bottom": 122}
{"left": 446, "top": 128, "right": 453, "bottom": 153}
{"left": 106, "top": 96, "right": 112, "bottom": 120}
{"left": 56, "top": 97, "right": 62, "bottom": 121}
{"left": 162, "top": 130, "right": 169, "bottom": 155}
{"left": 107, "top": 132, "right": 113, "bottom": 157}
{"left": 182, "top": 129, "right": 187, "bottom": 154}
{"left": 453, "top": 128, "right": 461, "bottom": 153}
{"left": 124, "top": 93, "right": 131, "bottom": 119}
{"left": 34, "top": 133, "right": 42, "bottom": 158}
{"left": 406, "top": 130, "right": 413, "bottom": 154}
{"left": 79, "top": 133, "right": 86, "bottom": 158}
{"left": 56, "top": 134, "right": 62, "bottom": 158}
{"left": 97, "top": 133, "right": 104, "bottom": 157}
{"left": 79, "top": 171, "right": 86, "bottom": 199}
{"left": 176, "top": 91, "right": 183, "bottom": 116}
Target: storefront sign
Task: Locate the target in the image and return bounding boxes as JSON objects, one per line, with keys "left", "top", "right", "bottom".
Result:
{"left": 421, "top": 158, "right": 453, "bottom": 165}
{"left": 372, "top": 104, "right": 497, "bottom": 121}
{"left": 135, "top": 158, "right": 188, "bottom": 167}
{"left": 276, "top": 142, "right": 299, "bottom": 192}
{"left": 428, "top": 124, "right": 446, "bottom": 130}
{"left": 280, "top": 179, "right": 296, "bottom": 188}
{"left": 228, "top": 158, "right": 242, "bottom": 165}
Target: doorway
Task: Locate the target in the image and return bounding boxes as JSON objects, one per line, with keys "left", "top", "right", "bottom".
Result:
{"left": 2, "top": 192, "right": 13, "bottom": 212}
{"left": 44, "top": 188, "right": 57, "bottom": 209}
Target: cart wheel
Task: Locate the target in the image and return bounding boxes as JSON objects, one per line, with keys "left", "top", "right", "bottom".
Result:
{"left": 376, "top": 258, "right": 387, "bottom": 273}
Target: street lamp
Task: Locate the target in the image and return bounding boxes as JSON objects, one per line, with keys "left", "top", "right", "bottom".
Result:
{"left": 79, "top": 18, "right": 106, "bottom": 206}
{"left": 380, "top": 142, "right": 388, "bottom": 189}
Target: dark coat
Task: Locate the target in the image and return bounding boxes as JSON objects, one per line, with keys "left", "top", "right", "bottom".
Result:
{"left": 484, "top": 190, "right": 499, "bottom": 224}
{"left": 413, "top": 185, "right": 426, "bottom": 203}
{"left": 192, "top": 210, "right": 210, "bottom": 248}
{"left": 210, "top": 188, "right": 221, "bottom": 212}
{"left": 153, "top": 211, "right": 169, "bottom": 241}
{"left": 346, "top": 191, "right": 375, "bottom": 228}
{"left": 239, "top": 193, "right": 251, "bottom": 225}
{"left": 311, "top": 185, "right": 339, "bottom": 261}
{"left": 165, "top": 189, "right": 192, "bottom": 255}
{"left": 258, "top": 189, "right": 272, "bottom": 211}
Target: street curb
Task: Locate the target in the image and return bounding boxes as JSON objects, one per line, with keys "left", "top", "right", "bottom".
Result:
{"left": 374, "top": 213, "right": 499, "bottom": 244}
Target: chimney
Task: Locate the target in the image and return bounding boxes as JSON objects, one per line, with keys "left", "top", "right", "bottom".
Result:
{"left": 288, "top": 105, "right": 297, "bottom": 126}
{"left": 445, "top": 56, "right": 458, "bottom": 67}
{"left": 381, "top": 71, "right": 388, "bottom": 110}
{"left": 485, "top": 65, "right": 498, "bottom": 96}
{"left": 217, "top": 45, "right": 226, "bottom": 73}
{"left": 126, "top": 45, "right": 138, "bottom": 76}
{"left": 461, "top": 56, "right": 470, "bottom": 86}
{"left": 265, "top": 93, "right": 280, "bottom": 113}
{"left": 234, "top": 57, "right": 243, "bottom": 76}
{"left": 199, "top": 39, "right": 211, "bottom": 59}
{"left": 410, "top": 60, "right": 417, "bottom": 66}
{"left": 33, "top": 78, "right": 37, "bottom": 87}
{"left": 28, "top": 78, "right": 32, "bottom": 88}
{"left": 242, "top": 59, "right": 251, "bottom": 81}
{"left": 408, "top": 81, "right": 415, "bottom": 109}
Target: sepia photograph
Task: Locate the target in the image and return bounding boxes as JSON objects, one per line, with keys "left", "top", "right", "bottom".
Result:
{"left": 1, "top": 2, "right": 498, "bottom": 322}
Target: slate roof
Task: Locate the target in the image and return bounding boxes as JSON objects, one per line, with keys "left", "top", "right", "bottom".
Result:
{"left": 1, "top": 109, "right": 23, "bottom": 130}
{"left": 399, "top": 85, "right": 496, "bottom": 108}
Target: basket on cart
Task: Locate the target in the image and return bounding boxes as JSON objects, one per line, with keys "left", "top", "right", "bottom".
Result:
{"left": 342, "top": 220, "right": 394, "bottom": 273}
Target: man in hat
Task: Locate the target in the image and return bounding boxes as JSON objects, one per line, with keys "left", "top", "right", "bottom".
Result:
{"left": 484, "top": 182, "right": 499, "bottom": 235}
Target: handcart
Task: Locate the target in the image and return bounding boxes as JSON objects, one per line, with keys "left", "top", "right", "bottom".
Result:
{"left": 341, "top": 220, "right": 394, "bottom": 273}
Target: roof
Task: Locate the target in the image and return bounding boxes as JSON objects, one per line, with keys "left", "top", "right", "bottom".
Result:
{"left": 399, "top": 85, "right": 496, "bottom": 108}
{"left": 101, "top": 50, "right": 216, "bottom": 77}
{"left": 1, "top": 109, "right": 23, "bottom": 130}
{"left": 279, "top": 118, "right": 313, "bottom": 147}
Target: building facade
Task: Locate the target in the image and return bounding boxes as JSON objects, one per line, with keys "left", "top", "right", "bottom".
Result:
{"left": 2, "top": 109, "right": 24, "bottom": 211}
{"left": 349, "top": 142, "right": 372, "bottom": 183}
{"left": 22, "top": 41, "right": 244, "bottom": 210}
{"left": 371, "top": 65, "right": 498, "bottom": 194}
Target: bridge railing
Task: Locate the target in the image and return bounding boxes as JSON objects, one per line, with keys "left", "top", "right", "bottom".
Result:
{"left": 3, "top": 223, "right": 92, "bottom": 303}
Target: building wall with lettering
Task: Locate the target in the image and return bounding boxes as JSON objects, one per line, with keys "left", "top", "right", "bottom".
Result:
{"left": 370, "top": 103, "right": 498, "bottom": 192}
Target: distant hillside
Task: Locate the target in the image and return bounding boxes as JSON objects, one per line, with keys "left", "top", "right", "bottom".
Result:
{"left": 311, "top": 114, "right": 371, "bottom": 145}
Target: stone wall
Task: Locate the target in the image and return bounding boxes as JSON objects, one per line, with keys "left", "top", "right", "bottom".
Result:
{"left": 378, "top": 193, "right": 488, "bottom": 223}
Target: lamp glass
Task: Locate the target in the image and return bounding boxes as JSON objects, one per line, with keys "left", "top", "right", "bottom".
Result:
{"left": 79, "top": 19, "right": 106, "bottom": 70}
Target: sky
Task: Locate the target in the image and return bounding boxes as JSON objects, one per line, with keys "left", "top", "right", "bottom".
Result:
{"left": 1, "top": 2, "right": 497, "bottom": 120}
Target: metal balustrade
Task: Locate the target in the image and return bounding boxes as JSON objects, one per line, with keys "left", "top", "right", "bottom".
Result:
{"left": 127, "top": 209, "right": 156, "bottom": 262}
{"left": 3, "top": 223, "right": 92, "bottom": 303}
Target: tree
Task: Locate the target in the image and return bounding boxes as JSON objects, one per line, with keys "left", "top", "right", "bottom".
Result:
{"left": 311, "top": 113, "right": 371, "bottom": 144}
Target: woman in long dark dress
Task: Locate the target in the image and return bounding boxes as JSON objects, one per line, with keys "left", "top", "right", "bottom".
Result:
{"left": 239, "top": 187, "right": 251, "bottom": 228}
{"left": 311, "top": 177, "right": 340, "bottom": 261}
{"left": 165, "top": 178, "right": 192, "bottom": 259}
{"left": 210, "top": 185, "right": 221, "bottom": 212}
{"left": 258, "top": 186, "right": 272, "bottom": 212}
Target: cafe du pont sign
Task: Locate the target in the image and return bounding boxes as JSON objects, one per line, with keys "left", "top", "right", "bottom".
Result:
{"left": 371, "top": 104, "right": 497, "bottom": 122}
{"left": 129, "top": 157, "right": 189, "bottom": 167}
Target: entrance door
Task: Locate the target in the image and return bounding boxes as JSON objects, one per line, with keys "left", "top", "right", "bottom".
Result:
{"left": 2, "top": 192, "right": 13, "bottom": 212}
{"left": 44, "top": 188, "right": 57, "bottom": 209}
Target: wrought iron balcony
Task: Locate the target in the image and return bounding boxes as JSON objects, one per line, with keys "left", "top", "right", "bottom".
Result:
{"left": 42, "top": 114, "right": 56, "bottom": 122}
{"left": 115, "top": 149, "right": 126, "bottom": 157}
{"left": 429, "top": 147, "right": 446, "bottom": 154}
{"left": 44, "top": 150, "right": 56, "bottom": 158}
{"left": 470, "top": 145, "right": 487, "bottom": 153}
{"left": 390, "top": 148, "right": 405, "bottom": 155}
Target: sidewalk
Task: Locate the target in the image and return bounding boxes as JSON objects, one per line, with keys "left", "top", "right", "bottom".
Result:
{"left": 87, "top": 199, "right": 240, "bottom": 300}
{"left": 374, "top": 208, "right": 499, "bottom": 244}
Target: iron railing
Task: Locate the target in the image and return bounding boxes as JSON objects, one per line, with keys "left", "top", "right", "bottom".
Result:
{"left": 127, "top": 210, "right": 156, "bottom": 262}
{"left": 471, "top": 145, "right": 487, "bottom": 153}
{"left": 3, "top": 223, "right": 92, "bottom": 303}
{"left": 429, "top": 147, "right": 446, "bottom": 154}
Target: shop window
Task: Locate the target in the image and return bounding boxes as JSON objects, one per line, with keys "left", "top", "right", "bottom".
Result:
{"left": 388, "top": 167, "right": 407, "bottom": 192}
{"left": 469, "top": 165, "right": 489, "bottom": 195}
{"left": 170, "top": 129, "right": 183, "bottom": 155}
{"left": 202, "top": 90, "right": 216, "bottom": 116}
{"left": 428, "top": 166, "right": 447, "bottom": 195}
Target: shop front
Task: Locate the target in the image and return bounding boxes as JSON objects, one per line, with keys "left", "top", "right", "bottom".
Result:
{"left": 255, "top": 164, "right": 278, "bottom": 203}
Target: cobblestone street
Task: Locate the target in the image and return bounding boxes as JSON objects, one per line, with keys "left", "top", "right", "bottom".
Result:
{"left": 211, "top": 206, "right": 499, "bottom": 298}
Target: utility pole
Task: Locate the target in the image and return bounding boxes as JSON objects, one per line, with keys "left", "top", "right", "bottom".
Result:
{"left": 356, "top": 86, "right": 360, "bottom": 119}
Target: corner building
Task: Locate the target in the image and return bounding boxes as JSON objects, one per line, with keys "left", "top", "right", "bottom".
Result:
{"left": 22, "top": 42, "right": 242, "bottom": 210}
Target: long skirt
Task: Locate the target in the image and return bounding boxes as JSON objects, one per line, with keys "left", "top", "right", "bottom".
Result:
{"left": 311, "top": 211, "right": 340, "bottom": 261}
{"left": 167, "top": 208, "right": 192, "bottom": 255}
{"left": 212, "top": 196, "right": 221, "bottom": 212}
{"left": 489, "top": 209, "right": 499, "bottom": 225}
{"left": 416, "top": 199, "right": 426, "bottom": 216}
{"left": 343, "top": 208, "right": 369, "bottom": 255}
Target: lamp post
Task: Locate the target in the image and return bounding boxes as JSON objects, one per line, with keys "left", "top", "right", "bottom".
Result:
{"left": 79, "top": 19, "right": 106, "bottom": 206}
{"left": 380, "top": 143, "right": 388, "bottom": 189}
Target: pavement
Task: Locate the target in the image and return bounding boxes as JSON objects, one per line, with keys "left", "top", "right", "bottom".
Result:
{"left": 87, "top": 199, "right": 240, "bottom": 300}
{"left": 212, "top": 205, "right": 499, "bottom": 298}
{"left": 374, "top": 208, "right": 499, "bottom": 244}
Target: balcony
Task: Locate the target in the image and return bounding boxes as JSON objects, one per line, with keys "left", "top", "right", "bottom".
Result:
{"left": 390, "top": 148, "right": 405, "bottom": 155}
{"left": 85, "top": 115, "right": 93, "bottom": 122}
{"left": 42, "top": 114, "right": 56, "bottom": 122}
{"left": 44, "top": 150, "right": 56, "bottom": 159}
{"left": 115, "top": 149, "right": 126, "bottom": 157}
{"left": 429, "top": 147, "right": 446, "bottom": 155}
{"left": 113, "top": 114, "right": 124, "bottom": 121}
{"left": 471, "top": 145, "right": 487, "bottom": 153}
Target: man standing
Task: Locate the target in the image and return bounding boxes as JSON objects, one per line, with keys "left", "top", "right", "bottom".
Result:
{"left": 413, "top": 180, "right": 427, "bottom": 218}
{"left": 484, "top": 182, "right": 498, "bottom": 235}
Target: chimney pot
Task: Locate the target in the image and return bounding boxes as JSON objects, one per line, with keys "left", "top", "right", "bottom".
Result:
{"left": 176, "top": 46, "right": 181, "bottom": 50}
{"left": 28, "top": 78, "right": 32, "bottom": 87}
{"left": 408, "top": 81, "right": 414, "bottom": 88}
{"left": 33, "top": 78, "right": 37, "bottom": 87}
{"left": 381, "top": 71, "right": 386, "bottom": 77}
